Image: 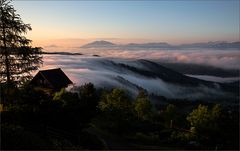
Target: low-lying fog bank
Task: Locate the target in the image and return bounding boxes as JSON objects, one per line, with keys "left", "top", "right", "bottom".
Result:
{"left": 186, "top": 75, "right": 239, "bottom": 83}
{"left": 39, "top": 54, "right": 239, "bottom": 103}
{"left": 76, "top": 48, "right": 240, "bottom": 70}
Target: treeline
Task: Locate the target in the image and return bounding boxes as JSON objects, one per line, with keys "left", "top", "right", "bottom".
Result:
{"left": 0, "top": 83, "right": 239, "bottom": 150}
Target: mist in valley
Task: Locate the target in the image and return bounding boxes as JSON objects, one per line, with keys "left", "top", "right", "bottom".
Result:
{"left": 40, "top": 48, "right": 239, "bottom": 103}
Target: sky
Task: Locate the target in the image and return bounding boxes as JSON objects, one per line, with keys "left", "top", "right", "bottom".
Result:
{"left": 13, "top": 0, "right": 239, "bottom": 46}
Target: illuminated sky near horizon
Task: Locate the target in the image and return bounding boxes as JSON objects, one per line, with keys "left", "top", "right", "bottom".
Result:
{"left": 13, "top": 0, "right": 239, "bottom": 45}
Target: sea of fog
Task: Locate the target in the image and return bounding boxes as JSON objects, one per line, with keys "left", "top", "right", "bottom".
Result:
{"left": 37, "top": 49, "right": 239, "bottom": 100}
{"left": 44, "top": 48, "right": 240, "bottom": 69}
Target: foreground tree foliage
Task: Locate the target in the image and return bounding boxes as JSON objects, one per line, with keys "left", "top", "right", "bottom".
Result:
{"left": 1, "top": 83, "right": 103, "bottom": 150}
{"left": 185, "top": 104, "right": 223, "bottom": 146}
{"left": 134, "top": 90, "right": 153, "bottom": 121}
{"left": 170, "top": 103, "right": 239, "bottom": 150}
{"left": 97, "top": 88, "right": 134, "bottom": 134}
{"left": 1, "top": 83, "right": 239, "bottom": 150}
{"left": 99, "top": 88, "right": 131, "bottom": 112}
{"left": 0, "top": 0, "right": 42, "bottom": 86}
{"left": 187, "top": 104, "right": 221, "bottom": 135}
{"left": 163, "top": 104, "right": 177, "bottom": 127}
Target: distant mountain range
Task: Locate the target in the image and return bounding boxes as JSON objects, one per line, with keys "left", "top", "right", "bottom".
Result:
{"left": 80, "top": 40, "right": 240, "bottom": 50}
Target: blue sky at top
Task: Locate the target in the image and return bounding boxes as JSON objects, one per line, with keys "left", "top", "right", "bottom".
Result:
{"left": 13, "top": 0, "right": 239, "bottom": 44}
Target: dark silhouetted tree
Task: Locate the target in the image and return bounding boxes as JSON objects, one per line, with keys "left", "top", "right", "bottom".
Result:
{"left": 79, "top": 83, "right": 97, "bottom": 105}
{"left": 99, "top": 88, "right": 131, "bottom": 112}
{"left": 186, "top": 104, "right": 210, "bottom": 132}
{"left": 164, "top": 104, "right": 177, "bottom": 128}
{"left": 0, "top": 0, "right": 42, "bottom": 86}
{"left": 134, "top": 90, "right": 153, "bottom": 121}
{"left": 98, "top": 88, "right": 133, "bottom": 133}
{"left": 186, "top": 104, "right": 223, "bottom": 146}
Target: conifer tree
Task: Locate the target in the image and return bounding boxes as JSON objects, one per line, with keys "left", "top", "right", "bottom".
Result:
{"left": 0, "top": 0, "right": 42, "bottom": 85}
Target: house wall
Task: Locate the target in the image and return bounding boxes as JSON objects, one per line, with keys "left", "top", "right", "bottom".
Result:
{"left": 32, "top": 74, "right": 53, "bottom": 89}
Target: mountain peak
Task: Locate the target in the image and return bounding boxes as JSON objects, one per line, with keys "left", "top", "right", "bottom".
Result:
{"left": 81, "top": 40, "right": 116, "bottom": 48}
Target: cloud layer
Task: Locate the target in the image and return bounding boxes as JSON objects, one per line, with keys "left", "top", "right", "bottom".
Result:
{"left": 75, "top": 48, "right": 240, "bottom": 70}
{"left": 38, "top": 54, "right": 238, "bottom": 102}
